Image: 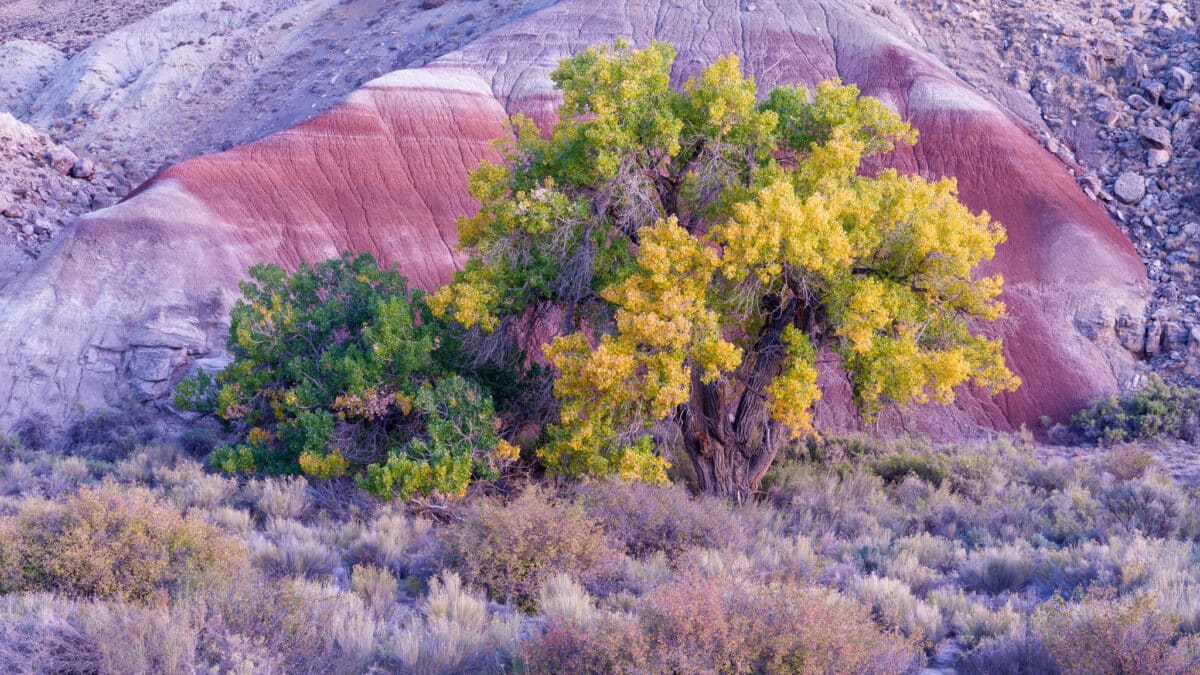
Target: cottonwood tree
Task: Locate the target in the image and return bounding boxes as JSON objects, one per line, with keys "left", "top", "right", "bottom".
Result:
{"left": 431, "top": 40, "right": 1020, "bottom": 498}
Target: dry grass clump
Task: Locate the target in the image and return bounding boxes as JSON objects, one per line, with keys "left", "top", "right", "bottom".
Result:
{"left": 0, "top": 483, "right": 245, "bottom": 602}
{"left": 248, "top": 517, "right": 341, "bottom": 579}
{"left": 958, "top": 542, "right": 1036, "bottom": 595}
{"left": 0, "top": 593, "right": 202, "bottom": 673}
{"left": 449, "top": 487, "right": 617, "bottom": 611}
{"left": 246, "top": 475, "right": 311, "bottom": 520}
{"left": 521, "top": 581, "right": 648, "bottom": 674}
{"left": 850, "top": 574, "right": 945, "bottom": 645}
{"left": 269, "top": 578, "right": 380, "bottom": 673}
{"left": 352, "top": 564, "right": 399, "bottom": 616}
{"left": 346, "top": 505, "right": 441, "bottom": 577}
{"left": 383, "top": 571, "right": 521, "bottom": 673}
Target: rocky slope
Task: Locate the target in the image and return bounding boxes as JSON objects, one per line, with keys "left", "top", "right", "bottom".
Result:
{"left": 903, "top": 0, "right": 1200, "bottom": 384}
{"left": 0, "top": 0, "right": 1148, "bottom": 436}
{"left": 7, "top": 0, "right": 558, "bottom": 179}
{"left": 0, "top": 113, "right": 129, "bottom": 288}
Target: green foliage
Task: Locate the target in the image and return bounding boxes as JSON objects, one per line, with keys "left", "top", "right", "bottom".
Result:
{"left": 359, "top": 375, "right": 519, "bottom": 500}
{"left": 1071, "top": 375, "right": 1200, "bottom": 444}
{"left": 871, "top": 451, "right": 948, "bottom": 487}
{"left": 174, "top": 252, "right": 514, "bottom": 500}
{"left": 431, "top": 39, "right": 1019, "bottom": 488}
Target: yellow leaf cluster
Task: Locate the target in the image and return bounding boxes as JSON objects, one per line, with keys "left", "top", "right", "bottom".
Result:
{"left": 433, "top": 41, "right": 1022, "bottom": 484}
{"left": 298, "top": 449, "right": 349, "bottom": 479}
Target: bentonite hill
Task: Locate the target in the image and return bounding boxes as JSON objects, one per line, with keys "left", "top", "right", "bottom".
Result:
{"left": 3, "top": 2, "right": 1200, "bottom": 673}
{"left": 2, "top": 0, "right": 1178, "bottom": 434}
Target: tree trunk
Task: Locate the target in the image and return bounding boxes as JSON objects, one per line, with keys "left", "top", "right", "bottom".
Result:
{"left": 680, "top": 295, "right": 798, "bottom": 500}
{"left": 684, "top": 418, "right": 785, "bottom": 500}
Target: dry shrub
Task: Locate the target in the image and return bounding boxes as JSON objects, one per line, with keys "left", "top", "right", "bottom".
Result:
{"left": 50, "top": 456, "right": 91, "bottom": 487}
{"left": 112, "top": 444, "right": 182, "bottom": 484}
{"left": 638, "top": 571, "right": 920, "bottom": 674}
{"left": 958, "top": 543, "right": 1035, "bottom": 595}
{"left": 1034, "top": 591, "right": 1200, "bottom": 675}
{"left": 1099, "top": 476, "right": 1186, "bottom": 538}
{"left": 520, "top": 574, "right": 649, "bottom": 672}
{"left": 75, "top": 600, "right": 200, "bottom": 673}
{"left": 209, "top": 506, "right": 253, "bottom": 535}
{"left": 958, "top": 628, "right": 1059, "bottom": 675}
{"left": 521, "top": 608, "right": 648, "bottom": 674}
{"left": 449, "top": 487, "right": 617, "bottom": 611}
{"left": 271, "top": 578, "right": 380, "bottom": 674}
{"left": 0, "top": 593, "right": 101, "bottom": 672}
{"left": 618, "top": 552, "right": 674, "bottom": 595}
{"left": 1101, "top": 444, "right": 1157, "bottom": 480}
{"left": 386, "top": 571, "right": 521, "bottom": 673}
{"left": 927, "top": 588, "right": 1019, "bottom": 647}
{"left": 850, "top": 574, "right": 945, "bottom": 645}
{"left": 165, "top": 468, "right": 237, "bottom": 510}
{"left": 572, "top": 479, "right": 741, "bottom": 557}
{"left": 0, "top": 593, "right": 208, "bottom": 673}
{"left": 63, "top": 408, "right": 155, "bottom": 461}
{"left": 882, "top": 550, "right": 944, "bottom": 596}
{"left": 0, "top": 484, "right": 245, "bottom": 602}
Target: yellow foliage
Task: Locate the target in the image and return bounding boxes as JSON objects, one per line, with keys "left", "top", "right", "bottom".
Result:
{"left": 299, "top": 449, "right": 349, "bottom": 479}
{"left": 436, "top": 41, "right": 1021, "bottom": 484}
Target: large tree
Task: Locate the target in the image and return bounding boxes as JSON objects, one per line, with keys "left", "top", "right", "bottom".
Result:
{"left": 431, "top": 40, "right": 1020, "bottom": 498}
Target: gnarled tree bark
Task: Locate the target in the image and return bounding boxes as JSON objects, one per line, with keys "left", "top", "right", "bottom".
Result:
{"left": 680, "top": 295, "right": 800, "bottom": 499}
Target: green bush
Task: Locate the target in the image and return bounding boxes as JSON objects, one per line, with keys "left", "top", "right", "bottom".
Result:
{"left": 1071, "top": 375, "right": 1200, "bottom": 444}
{"left": 871, "top": 451, "right": 947, "bottom": 487}
{"left": 175, "top": 252, "right": 516, "bottom": 500}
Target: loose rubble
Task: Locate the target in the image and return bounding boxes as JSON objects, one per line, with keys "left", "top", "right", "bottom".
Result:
{"left": 904, "top": 0, "right": 1200, "bottom": 386}
{"left": 0, "top": 112, "right": 129, "bottom": 286}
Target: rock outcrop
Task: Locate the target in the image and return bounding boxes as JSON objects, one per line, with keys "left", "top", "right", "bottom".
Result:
{"left": 0, "top": 0, "right": 1148, "bottom": 436}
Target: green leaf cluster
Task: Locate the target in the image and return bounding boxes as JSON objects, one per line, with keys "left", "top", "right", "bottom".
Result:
{"left": 1071, "top": 375, "right": 1200, "bottom": 444}
{"left": 175, "top": 252, "right": 515, "bottom": 499}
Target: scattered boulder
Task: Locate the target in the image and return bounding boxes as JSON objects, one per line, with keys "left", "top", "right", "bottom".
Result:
{"left": 69, "top": 158, "right": 95, "bottom": 180}
{"left": 1140, "top": 126, "right": 1171, "bottom": 150}
{"left": 42, "top": 147, "right": 78, "bottom": 176}
{"left": 1114, "top": 172, "right": 1147, "bottom": 203}
{"left": 1116, "top": 314, "right": 1148, "bottom": 354}
{"left": 1170, "top": 67, "right": 1194, "bottom": 93}
{"left": 1143, "top": 80, "right": 1166, "bottom": 104}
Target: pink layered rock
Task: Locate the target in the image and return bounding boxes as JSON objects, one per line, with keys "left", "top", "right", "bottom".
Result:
{"left": 0, "top": 67, "right": 505, "bottom": 421}
{"left": 0, "top": 0, "right": 1146, "bottom": 436}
